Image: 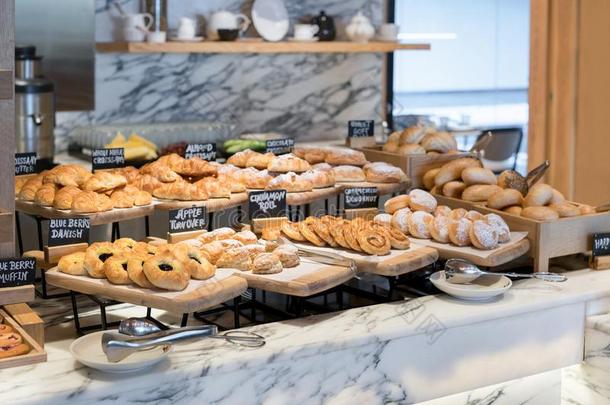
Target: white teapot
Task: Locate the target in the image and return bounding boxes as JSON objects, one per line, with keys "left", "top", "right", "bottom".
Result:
{"left": 345, "top": 11, "right": 375, "bottom": 43}
{"left": 207, "top": 11, "right": 250, "bottom": 40}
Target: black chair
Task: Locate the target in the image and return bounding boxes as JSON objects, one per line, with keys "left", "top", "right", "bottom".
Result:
{"left": 477, "top": 127, "right": 523, "bottom": 173}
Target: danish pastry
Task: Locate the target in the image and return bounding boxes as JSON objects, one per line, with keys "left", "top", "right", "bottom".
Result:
{"left": 281, "top": 221, "right": 306, "bottom": 242}
{"left": 84, "top": 242, "right": 115, "bottom": 278}
{"left": 104, "top": 256, "right": 132, "bottom": 285}
{"left": 407, "top": 211, "right": 433, "bottom": 238}
{"left": 58, "top": 251, "right": 86, "bottom": 275}
{"left": 329, "top": 221, "right": 350, "bottom": 249}
{"left": 299, "top": 217, "right": 326, "bottom": 246}
{"left": 127, "top": 257, "right": 155, "bottom": 288}
{"left": 429, "top": 215, "right": 450, "bottom": 243}
{"left": 356, "top": 228, "right": 391, "bottom": 255}
{"left": 0, "top": 343, "right": 30, "bottom": 359}
{"left": 250, "top": 253, "right": 283, "bottom": 274}
{"left": 343, "top": 223, "right": 363, "bottom": 252}
{"left": 408, "top": 189, "right": 437, "bottom": 212}
{"left": 448, "top": 218, "right": 472, "bottom": 246}
{"left": 469, "top": 220, "right": 499, "bottom": 250}
{"left": 0, "top": 333, "right": 23, "bottom": 348}
{"left": 143, "top": 255, "right": 190, "bottom": 291}
{"left": 267, "top": 154, "right": 311, "bottom": 173}
{"left": 312, "top": 218, "right": 337, "bottom": 247}
{"left": 173, "top": 244, "right": 216, "bottom": 280}
{"left": 384, "top": 195, "right": 410, "bottom": 214}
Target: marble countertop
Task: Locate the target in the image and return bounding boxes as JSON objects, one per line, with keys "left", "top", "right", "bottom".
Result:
{"left": 3, "top": 268, "right": 610, "bottom": 403}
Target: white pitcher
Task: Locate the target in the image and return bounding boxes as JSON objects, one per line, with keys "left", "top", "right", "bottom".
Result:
{"left": 206, "top": 11, "right": 250, "bottom": 40}
{"left": 123, "top": 13, "right": 153, "bottom": 42}
{"left": 346, "top": 11, "right": 375, "bottom": 43}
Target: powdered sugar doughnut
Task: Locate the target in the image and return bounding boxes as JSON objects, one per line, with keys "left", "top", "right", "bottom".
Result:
{"left": 485, "top": 213, "right": 510, "bottom": 243}
{"left": 408, "top": 189, "right": 437, "bottom": 212}
{"left": 408, "top": 211, "right": 434, "bottom": 238}
{"left": 448, "top": 218, "right": 472, "bottom": 246}
{"left": 391, "top": 208, "right": 411, "bottom": 234}
{"left": 373, "top": 213, "right": 393, "bottom": 228}
{"left": 428, "top": 215, "right": 450, "bottom": 243}
{"left": 469, "top": 220, "right": 499, "bottom": 250}
{"left": 465, "top": 210, "right": 484, "bottom": 222}
{"left": 449, "top": 208, "right": 468, "bottom": 220}
{"left": 384, "top": 195, "right": 410, "bottom": 214}
{"left": 434, "top": 205, "right": 452, "bottom": 217}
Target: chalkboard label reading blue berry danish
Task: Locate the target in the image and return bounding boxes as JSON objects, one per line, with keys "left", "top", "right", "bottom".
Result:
{"left": 592, "top": 233, "right": 610, "bottom": 258}
{"left": 248, "top": 190, "right": 287, "bottom": 219}
{"left": 348, "top": 120, "right": 374, "bottom": 137}
{"left": 48, "top": 218, "right": 90, "bottom": 247}
{"left": 91, "top": 148, "right": 125, "bottom": 171}
{"left": 169, "top": 207, "right": 207, "bottom": 233}
{"left": 344, "top": 187, "right": 378, "bottom": 209}
{"left": 266, "top": 139, "right": 294, "bottom": 155}
{"left": 184, "top": 143, "right": 216, "bottom": 161}
{"left": 15, "top": 152, "right": 37, "bottom": 175}
{"left": 0, "top": 258, "right": 36, "bottom": 288}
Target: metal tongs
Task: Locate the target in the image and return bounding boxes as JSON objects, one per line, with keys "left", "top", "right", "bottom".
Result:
{"left": 279, "top": 237, "right": 357, "bottom": 272}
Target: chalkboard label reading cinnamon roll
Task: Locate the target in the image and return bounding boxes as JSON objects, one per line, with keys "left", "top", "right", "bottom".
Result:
{"left": 48, "top": 218, "right": 90, "bottom": 247}
{"left": 344, "top": 187, "right": 378, "bottom": 209}
{"left": 592, "top": 233, "right": 610, "bottom": 258}
{"left": 348, "top": 120, "right": 374, "bottom": 137}
{"left": 248, "top": 190, "right": 287, "bottom": 219}
{"left": 266, "top": 139, "right": 294, "bottom": 155}
{"left": 0, "top": 258, "right": 36, "bottom": 288}
{"left": 14, "top": 152, "right": 37, "bottom": 175}
{"left": 92, "top": 148, "right": 125, "bottom": 171}
{"left": 184, "top": 143, "right": 216, "bottom": 161}
{"left": 169, "top": 207, "right": 207, "bottom": 233}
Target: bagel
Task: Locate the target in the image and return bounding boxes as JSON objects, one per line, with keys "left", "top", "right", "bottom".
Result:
{"left": 523, "top": 183, "right": 554, "bottom": 207}
{"left": 487, "top": 189, "right": 523, "bottom": 210}
{"left": 143, "top": 255, "right": 190, "bottom": 291}
{"left": 434, "top": 158, "right": 482, "bottom": 187}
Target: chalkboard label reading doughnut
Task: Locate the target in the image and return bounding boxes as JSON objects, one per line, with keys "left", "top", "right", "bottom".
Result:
{"left": 0, "top": 258, "right": 36, "bottom": 288}
{"left": 169, "top": 206, "right": 207, "bottom": 233}
{"left": 344, "top": 187, "right": 378, "bottom": 209}
{"left": 348, "top": 120, "right": 374, "bottom": 137}
{"left": 248, "top": 190, "right": 287, "bottom": 219}
{"left": 185, "top": 143, "right": 217, "bottom": 161}
{"left": 592, "top": 233, "right": 610, "bottom": 258}
{"left": 266, "top": 139, "right": 294, "bottom": 155}
{"left": 15, "top": 152, "right": 37, "bottom": 175}
{"left": 92, "top": 148, "right": 125, "bottom": 170}
{"left": 48, "top": 218, "right": 90, "bottom": 247}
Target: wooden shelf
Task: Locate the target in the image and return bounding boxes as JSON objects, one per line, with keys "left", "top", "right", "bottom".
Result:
{"left": 96, "top": 40, "right": 430, "bottom": 54}
{"left": 0, "top": 285, "right": 35, "bottom": 306}
{"left": 0, "top": 208, "right": 13, "bottom": 244}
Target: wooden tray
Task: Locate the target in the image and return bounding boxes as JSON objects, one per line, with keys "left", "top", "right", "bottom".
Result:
{"left": 356, "top": 146, "right": 476, "bottom": 188}
{"left": 2, "top": 303, "right": 44, "bottom": 347}
{"left": 0, "top": 309, "right": 46, "bottom": 369}
{"left": 154, "top": 192, "right": 248, "bottom": 212}
{"left": 286, "top": 186, "right": 341, "bottom": 206}
{"left": 435, "top": 194, "right": 610, "bottom": 272}
{"left": 45, "top": 268, "right": 248, "bottom": 314}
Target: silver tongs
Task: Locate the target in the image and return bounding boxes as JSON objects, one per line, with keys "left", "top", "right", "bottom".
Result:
{"left": 279, "top": 237, "right": 357, "bottom": 271}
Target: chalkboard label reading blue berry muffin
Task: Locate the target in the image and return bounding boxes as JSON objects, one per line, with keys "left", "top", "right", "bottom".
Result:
{"left": 184, "top": 143, "right": 216, "bottom": 161}
{"left": 0, "top": 258, "right": 36, "bottom": 288}
{"left": 348, "top": 120, "right": 374, "bottom": 137}
{"left": 344, "top": 187, "right": 378, "bottom": 209}
{"left": 92, "top": 148, "right": 125, "bottom": 170}
{"left": 48, "top": 218, "right": 90, "bottom": 247}
{"left": 266, "top": 139, "right": 294, "bottom": 155}
{"left": 249, "top": 190, "right": 287, "bottom": 219}
{"left": 592, "top": 233, "right": 610, "bottom": 258}
{"left": 169, "top": 207, "right": 207, "bottom": 233}
{"left": 15, "top": 152, "right": 37, "bottom": 175}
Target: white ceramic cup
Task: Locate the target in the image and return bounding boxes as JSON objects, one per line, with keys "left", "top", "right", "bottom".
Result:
{"left": 122, "top": 13, "right": 153, "bottom": 42}
{"left": 147, "top": 31, "right": 167, "bottom": 43}
{"left": 294, "top": 24, "right": 319, "bottom": 40}
{"left": 177, "top": 17, "right": 197, "bottom": 39}
{"left": 378, "top": 23, "right": 399, "bottom": 41}
{"left": 207, "top": 11, "right": 250, "bottom": 40}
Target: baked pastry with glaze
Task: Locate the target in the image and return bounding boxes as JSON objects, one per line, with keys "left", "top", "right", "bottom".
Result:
{"left": 448, "top": 218, "right": 472, "bottom": 246}
{"left": 84, "top": 242, "right": 115, "bottom": 278}
{"left": 58, "top": 251, "right": 86, "bottom": 275}
{"left": 143, "top": 254, "right": 190, "bottom": 291}
{"left": 407, "top": 211, "right": 434, "bottom": 238}
{"left": 104, "top": 256, "right": 131, "bottom": 285}
{"left": 408, "top": 189, "right": 437, "bottom": 212}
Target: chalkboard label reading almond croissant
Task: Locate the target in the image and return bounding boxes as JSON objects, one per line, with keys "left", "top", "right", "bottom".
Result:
{"left": 249, "top": 190, "right": 287, "bottom": 219}
{"left": 15, "top": 152, "right": 37, "bottom": 175}
{"left": 184, "top": 143, "right": 216, "bottom": 161}
{"left": 169, "top": 207, "right": 207, "bottom": 233}
{"left": 348, "top": 120, "right": 374, "bottom": 137}
{"left": 48, "top": 218, "right": 90, "bottom": 247}
{"left": 266, "top": 139, "right": 294, "bottom": 155}
{"left": 92, "top": 148, "right": 125, "bottom": 170}
{"left": 592, "top": 233, "right": 610, "bottom": 258}
{"left": 0, "top": 258, "right": 36, "bottom": 288}
{"left": 344, "top": 187, "right": 378, "bottom": 209}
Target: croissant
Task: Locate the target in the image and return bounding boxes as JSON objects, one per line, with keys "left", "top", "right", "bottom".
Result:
{"left": 172, "top": 157, "right": 217, "bottom": 178}
{"left": 83, "top": 171, "right": 127, "bottom": 192}
{"left": 34, "top": 183, "right": 57, "bottom": 206}
{"left": 53, "top": 185, "right": 84, "bottom": 210}
{"left": 72, "top": 191, "right": 114, "bottom": 213}
{"left": 153, "top": 181, "right": 208, "bottom": 201}
{"left": 112, "top": 166, "right": 140, "bottom": 183}
{"left": 129, "top": 174, "right": 163, "bottom": 193}
{"left": 226, "top": 149, "right": 258, "bottom": 168}
{"left": 110, "top": 189, "right": 135, "bottom": 208}
{"left": 194, "top": 177, "right": 231, "bottom": 198}
{"left": 140, "top": 160, "right": 181, "bottom": 183}
{"left": 17, "top": 175, "right": 44, "bottom": 201}
{"left": 43, "top": 164, "right": 92, "bottom": 187}
{"left": 246, "top": 152, "right": 275, "bottom": 169}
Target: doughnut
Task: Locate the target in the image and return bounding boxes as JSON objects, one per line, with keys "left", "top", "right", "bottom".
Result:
{"left": 57, "top": 251, "right": 86, "bottom": 276}
{"left": 408, "top": 189, "right": 437, "bottom": 213}
{"left": 272, "top": 245, "right": 300, "bottom": 268}
{"left": 461, "top": 167, "right": 497, "bottom": 185}
{"left": 127, "top": 257, "right": 154, "bottom": 288}
{"left": 391, "top": 208, "right": 411, "bottom": 234}
{"left": 174, "top": 244, "right": 216, "bottom": 280}
{"left": 343, "top": 223, "right": 363, "bottom": 252}
{"left": 462, "top": 185, "right": 503, "bottom": 202}
{"left": 434, "top": 205, "right": 452, "bottom": 217}
{"left": 0, "top": 343, "right": 30, "bottom": 359}
{"left": 384, "top": 195, "right": 410, "bottom": 214}
{"left": 84, "top": 242, "right": 115, "bottom": 279}
{"left": 465, "top": 210, "right": 484, "bottom": 222}
{"left": 524, "top": 183, "right": 554, "bottom": 207}
{"left": 423, "top": 168, "right": 440, "bottom": 190}
{"left": 442, "top": 181, "right": 466, "bottom": 198}
{"left": 0, "top": 332, "right": 23, "bottom": 347}
{"left": 449, "top": 208, "right": 468, "bottom": 220}
{"left": 407, "top": 211, "right": 433, "bottom": 239}
{"left": 0, "top": 324, "right": 13, "bottom": 334}
{"left": 356, "top": 228, "right": 391, "bottom": 256}
{"left": 143, "top": 255, "right": 190, "bottom": 291}
{"left": 113, "top": 237, "right": 137, "bottom": 251}
{"left": 298, "top": 217, "right": 325, "bottom": 247}
{"left": 504, "top": 206, "right": 523, "bottom": 216}
{"left": 549, "top": 202, "right": 581, "bottom": 218}
{"left": 329, "top": 220, "right": 350, "bottom": 249}
{"left": 448, "top": 218, "right": 472, "bottom": 246}
{"left": 281, "top": 221, "right": 306, "bottom": 242}
{"left": 487, "top": 189, "right": 523, "bottom": 210}
{"left": 521, "top": 206, "right": 559, "bottom": 221}
{"left": 469, "top": 220, "right": 499, "bottom": 250}
{"left": 485, "top": 213, "right": 510, "bottom": 243}
{"left": 373, "top": 213, "right": 392, "bottom": 228}
{"left": 312, "top": 219, "right": 337, "bottom": 247}
{"left": 104, "top": 256, "right": 131, "bottom": 285}
{"left": 428, "top": 215, "right": 450, "bottom": 243}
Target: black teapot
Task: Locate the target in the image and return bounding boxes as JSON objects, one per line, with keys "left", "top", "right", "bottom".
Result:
{"left": 312, "top": 10, "right": 335, "bottom": 41}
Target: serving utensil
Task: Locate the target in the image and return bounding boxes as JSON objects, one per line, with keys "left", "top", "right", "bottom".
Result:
{"left": 279, "top": 237, "right": 357, "bottom": 271}
{"left": 526, "top": 160, "right": 550, "bottom": 186}
{"left": 444, "top": 258, "right": 567, "bottom": 284}
{"left": 470, "top": 131, "right": 493, "bottom": 153}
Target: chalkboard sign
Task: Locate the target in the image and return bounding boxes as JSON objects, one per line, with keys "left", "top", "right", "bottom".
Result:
{"left": 0, "top": 258, "right": 36, "bottom": 288}
{"left": 249, "top": 190, "right": 287, "bottom": 219}
{"left": 592, "top": 233, "right": 610, "bottom": 258}
{"left": 348, "top": 120, "right": 374, "bottom": 137}
{"left": 184, "top": 143, "right": 216, "bottom": 161}
{"left": 344, "top": 187, "right": 378, "bottom": 209}
{"left": 15, "top": 152, "right": 37, "bottom": 175}
{"left": 48, "top": 218, "right": 90, "bottom": 247}
{"left": 169, "top": 206, "right": 207, "bottom": 233}
{"left": 92, "top": 148, "right": 125, "bottom": 170}
{"left": 266, "top": 139, "right": 294, "bottom": 155}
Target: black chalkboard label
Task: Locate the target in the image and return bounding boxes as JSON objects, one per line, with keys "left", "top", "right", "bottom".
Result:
{"left": 266, "top": 139, "right": 294, "bottom": 155}
{"left": 0, "top": 258, "right": 36, "bottom": 288}
{"left": 248, "top": 190, "right": 287, "bottom": 219}
{"left": 15, "top": 152, "right": 37, "bottom": 175}
{"left": 169, "top": 206, "right": 207, "bottom": 233}
{"left": 592, "top": 233, "right": 610, "bottom": 258}
{"left": 184, "top": 143, "right": 216, "bottom": 161}
{"left": 344, "top": 187, "right": 378, "bottom": 209}
{"left": 48, "top": 218, "right": 90, "bottom": 247}
{"left": 348, "top": 120, "right": 374, "bottom": 137}
{"left": 92, "top": 148, "right": 125, "bottom": 170}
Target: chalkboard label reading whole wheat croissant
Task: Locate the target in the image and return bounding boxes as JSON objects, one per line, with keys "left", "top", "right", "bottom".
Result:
{"left": 169, "top": 207, "right": 207, "bottom": 233}
{"left": 92, "top": 148, "right": 125, "bottom": 171}
{"left": 0, "top": 258, "right": 36, "bottom": 288}
{"left": 15, "top": 152, "right": 37, "bottom": 175}
{"left": 344, "top": 187, "right": 378, "bottom": 209}
{"left": 348, "top": 120, "right": 374, "bottom": 137}
{"left": 48, "top": 218, "right": 90, "bottom": 247}
{"left": 266, "top": 139, "right": 294, "bottom": 155}
{"left": 592, "top": 233, "right": 610, "bottom": 258}
{"left": 184, "top": 143, "right": 217, "bottom": 161}
{"left": 249, "top": 190, "right": 287, "bottom": 219}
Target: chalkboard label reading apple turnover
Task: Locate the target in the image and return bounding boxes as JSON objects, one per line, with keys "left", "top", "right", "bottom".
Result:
{"left": 48, "top": 218, "right": 90, "bottom": 247}
{"left": 0, "top": 258, "right": 36, "bottom": 288}
{"left": 91, "top": 148, "right": 125, "bottom": 171}
{"left": 169, "top": 207, "right": 207, "bottom": 233}
{"left": 248, "top": 190, "right": 287, "bottom": 219}
{"left": 266, "top": 139, "right": 294, "bottom": 155}
{"left": 348, "top": 120, "right": 374, "bottom": 137}
{"left": 344, "top": 187, "right": 378, "bottom": 209}
{"left": 592, "top": 233, "right": 610, "bottom": 258}
{"left": 14, "top": 152, "right": 37, "bottom": 175}
{"left": 184, "top": 143, "right": 217, "bottom": 161}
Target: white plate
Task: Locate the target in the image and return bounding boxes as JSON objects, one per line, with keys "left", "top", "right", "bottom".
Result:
{"left": 430, "top": 271, "right": 512, "bottom": 301}
{"left": 169, "top": 36, "right": 204, "bottom": 42}
{"left": 70, "top": 331, "right": 171, "bottom": 374}
{"left": 287, "top": 37, "right": 319, "bottom": 42}
{"left": 252, "top": 0, "right": 289, "bottom": 42}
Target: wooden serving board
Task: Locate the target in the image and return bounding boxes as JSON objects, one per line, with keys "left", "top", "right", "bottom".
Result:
{"left": 154, "top": 192, "right": 248, "bottom": 212}
{"left": 285, "top": 186, "right": 341, "bottom": 206}
{"left": 0, "top": 309, "right": 46, "bottom": 369}
{"left": 0, "top": 285, "right": 35, "bottom": 306}
{"left": 336, "top": 181, "right": 411, "bottom": 196}
{"left": 45, "top": 268, "right": 248, "bottom": 314}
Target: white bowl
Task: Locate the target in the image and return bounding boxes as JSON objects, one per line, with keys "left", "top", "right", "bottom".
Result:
{"left": 430, "top": 271, "right": 512, "bottom": 301}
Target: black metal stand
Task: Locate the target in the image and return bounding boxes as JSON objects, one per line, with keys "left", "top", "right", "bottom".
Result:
{"left": 111, "top": 222, "right": 121, "bottom": 241}
{"left": 15, "top": 211, "right": 24, "bottom": 256}
{"left": 70, "top": 291, "right": 123, "bottom": 335}
{"left": 144, "top": 216, "right": 150, "bottom": 236}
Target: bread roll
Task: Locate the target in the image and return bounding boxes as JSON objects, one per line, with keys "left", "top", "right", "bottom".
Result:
{"left": 325, "top": 148, "right": 368, "bottom": 166}
{"left": 332, "top": 165, "right": 366, "bottom": 182}
{"left": 523, "top": 183, "right": 554, "bottom": 207}
{"left": 504, "top": 206, "right": 523, "bottom": 216}
{"left": 461, "top": 185, "right": 502, "bottom": 202}
{"left": 580, "top": 204, "right": 596, "bottom": 215}
{"left": 420, "top": 131, "right": 457, "bottom": 153}
{"left": 521, "top": 206, "right": 559, "bottom": 221}
{"left": 550, "top": 189, "right": 565, "bottom": 204}
{"left": 408, "top": 189, "right": 437, "bottom": 213}
{"left": 399, "top": 125, "right": 426, "bottom": 145}
{"left": 384, "top": 195, "right": 410, "bottom": 214}
{"left": 487, "top": 189, "right": 524, "bottom": 210}
{"left": 442, "top": 181, "right": 466, "bottom": 198}
{"left": 497, "top": 170, "right": 528, "bottom": 195}
{"left": 549, "top": 202, "right": 581, "bottom": 218}
{"left": 397, "top": 144, "right": 426, "bottom": 155}
{"left": 423, "top": 168, "right": 440, "bottom": 190}
{"left": 461, "top": 167, "right": 497, "bottom": 185}
{"left": 434, "top": 158, "right": 482, "bottom": 187}
{"left": 382, "top": 141, "right": 399, "bottom": 153}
